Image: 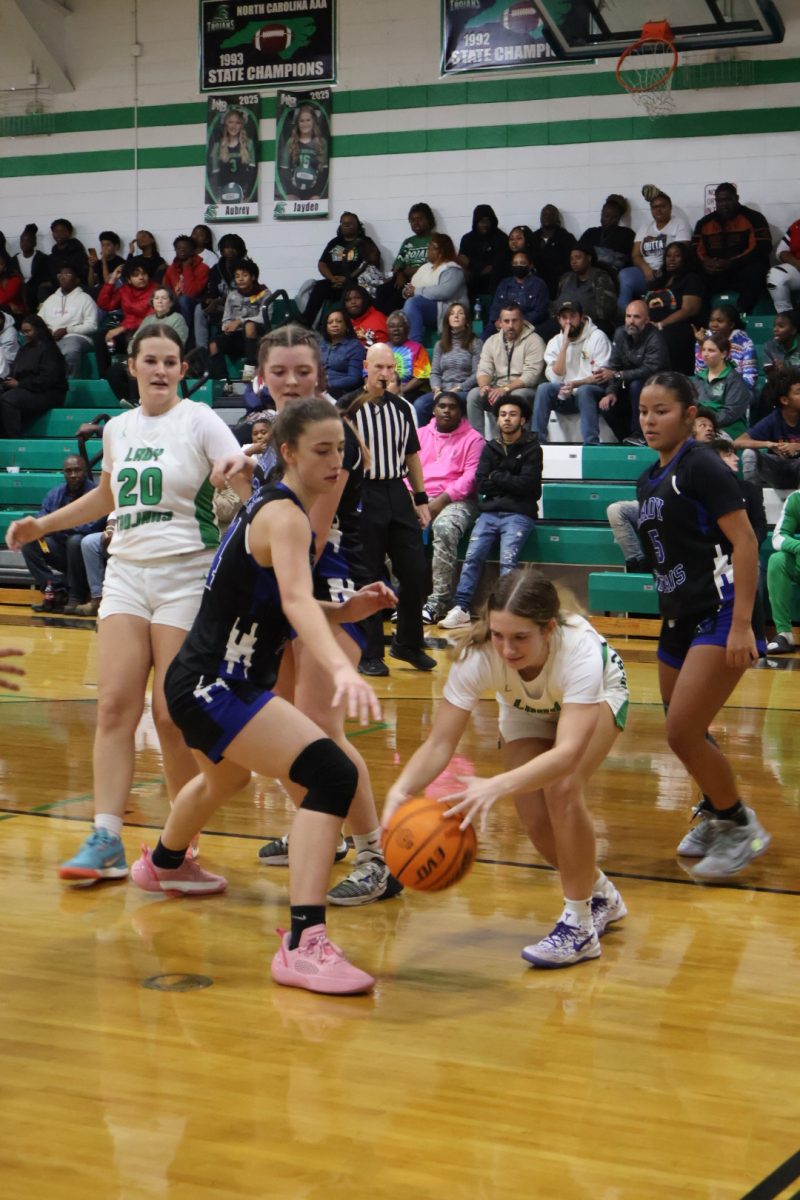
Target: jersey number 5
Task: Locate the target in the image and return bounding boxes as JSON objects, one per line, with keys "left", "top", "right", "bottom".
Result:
{"left": 118, "top": 466, "right": 163, "bottom": 507}
{"left": 646, "top": 527, "right": 665, "bottom": 565}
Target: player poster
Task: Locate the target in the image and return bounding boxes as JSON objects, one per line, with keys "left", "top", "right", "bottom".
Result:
{"left": 199, "top": 0, "right": 336, "bottom": 93}
{"left": 273, "top": 88, "right": 331, "bottom": 219}
{"left": 204, "top": 93, "right": 260, "bottom": 222}
{"left": 441, "top": 1, "right": 564, "bottom": 75}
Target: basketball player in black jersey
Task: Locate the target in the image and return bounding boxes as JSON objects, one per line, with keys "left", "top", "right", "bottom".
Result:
{"left": 636, "top": 372, "right": 770, "bottom": 879}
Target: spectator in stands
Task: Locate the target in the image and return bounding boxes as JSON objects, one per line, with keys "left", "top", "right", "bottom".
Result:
{"left": 302, "top": 212, "right": 381, "bottom": 329}
{"left": 164, "top": 234, "right": 209, "bottom": 329}
{"left": 606, "top": 498, "right": 646, "bottom": 575}
{"left": 402, "top": 232, "right": 468, "bottom": 344}
{"left": 342, "top": 284, "right": 388, "bottom": 348}
{"left": 209, "top": 258, "right": 269, "bottom": 381}
{"left": 192, "top": 224, "right": 218, "bottom": 270}
{"left": 0, "top": 252, "right": 24, "bottom": 317}
{"left": 579, "top": 194, "right": 637, "bottom": 307}
{"left": 595, "top": 299, "right": 670, "bottom": 444}
{"left": 692, "top": 183, "right": 771, "bottom": 313}
{"left": 320, "top": 307, "right": 366, "bottom": 399}
{"left": 41, "top": 218, "right": 89, "bottom": 299}
{"left": 767, "top": 217, "right": 800, "bottom": 314}
{"left": 86, "top": 231, "right": 125, "bottom": 297}
{"left": 375, "top": 203, "right": 436, "bottom": 316}
{"left": 414, "top": 301, "right": 482, "bottom": 426}
{"left": 530, "top": 206, "right": 576, "bottom": 300}
{"left": 439, "top": 394, "right": 542, "bottom": 629}
{"left": 457, "top": 205, "right": 509, "bottom": 300}
{"left": 484, "top": 249, "right": 551, "bottom": 341}
{"left": 386, "top": 310, "right": 431, "bottom": 402}
{"left": 0, "top": 315, "right": 67, "bottom": 436}
{"left": 629, "top": 188, "right": 692, "bottom": 297}
{"left": 76, "top": 520, "right": 115, "bottom": 617}
{"left": 691, "top": 334, "right": 752, "bottom": 439}
{"left": 106, "top": 286, "right": 189, "bottom": 405}
{"left": 467, "top": 302, "right": 545, "bottom": 435}
{"left": 94, "top": 262, "right": 157, "bottom": 376}
{"left": 694, "top": 406, "right": 723, "bottom": 443}
{"left": 764, "top": 484, "right": 800, "bottom": 654}
{"left": 414, "top": 391, "right": 484, "bottom": 624}
{"left": 19, "top": 455, "right": 104, "bottom": 613}
{"left": 692, "top": 303, "right": 757, "bottom": 390}
{"left": 195, "top": 232, "right": 246, "bottom": 349}
{"left": 764, "top": 311, "right": 800, "bottom": 375}
{"left": 38, "top": 265, "right": 98, "bottom": 377}
{"left": 734, "top": 368, "right": 800, "bottom": 491}
{"left": 0, "top": 311, "right": 19, "bottom": 377}
{"left": 533, "top": 300, "right": 612, "bottom": 446}
{"left": 644, "top": 241, "right": 705, "bottom": 375}
{"left": 508, "top": 224, "right": 537, "bottom": 259}
{"left": 554, "top": 244, "right": 618, "bottom": 335}
{"left": 14, "top": 224, "right": 49, "bottom": 312}
{"left": 711, "top": 439, "right": 767, "bottom": 554}
{"left": 125, "top": 230, "right": 166, "bottom": 282}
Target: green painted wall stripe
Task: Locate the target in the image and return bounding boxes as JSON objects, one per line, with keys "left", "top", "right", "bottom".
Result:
{"left": 1, "top": 104, "right": 798, "bottom": 179}
{"left": 0, "top": 56, "right": 798, "bottom": 140}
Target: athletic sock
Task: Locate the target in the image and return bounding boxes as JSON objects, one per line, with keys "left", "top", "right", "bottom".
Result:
{"left": 152, "top": 840, "right": 188, "bottom": 870}
{"left": 289, "top": 905, "right": 326, "bottom": 950}
{"left": 592, "top": 871, "right": 613, "bottom": 898}
{"left": 562, "top": 897, "right": 593, "bottom": 930}
{"left": 778, "top": 630, "right": 795, "bottom": 645}
{"left": 712, "top": 800, "right": 749, "bottom": 827}
{"left": 697, "top": 795, "right": 715, "bottom": 816}
{"left": 353, "top": 828, "right": 383, "bottom": 863}
{"left": 94, "top": 813, "right": 123, "bottom": 838}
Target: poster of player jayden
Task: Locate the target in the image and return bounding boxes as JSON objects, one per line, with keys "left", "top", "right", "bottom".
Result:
{"left": 441, "top": 0, "right": 564, "bottom": 75}
{"left": 199, "top": 0, "right": 336, "bottom": 93}
{"left": 274, "top": 89, "right": 331, "bottom": 219}
{"left": 205, "top": 94, "right": 260, "bottom": 221}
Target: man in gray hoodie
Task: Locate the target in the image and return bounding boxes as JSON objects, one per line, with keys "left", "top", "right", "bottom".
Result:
{"left": 466, "top": 303, "right": 544, "bottom": 436}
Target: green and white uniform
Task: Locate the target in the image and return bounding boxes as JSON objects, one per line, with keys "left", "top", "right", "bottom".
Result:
{"left": 767, "top": 490, "right": 800, "bottom": 634}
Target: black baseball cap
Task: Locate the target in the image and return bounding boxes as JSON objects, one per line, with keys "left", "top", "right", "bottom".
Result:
{"left": 558, "top": 300, "right": 583, "bottom": 314}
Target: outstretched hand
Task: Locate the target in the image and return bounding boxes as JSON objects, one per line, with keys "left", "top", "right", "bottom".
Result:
{"left": 438, "top": 774, "right": 503, "bottom": 832}
{"left": 337, "top": 581, "right": 398, "bottom": 624}
{"left": 6, "top": 517, "right": 43, "bottom": 552}
{"left": 331, "top": 665, "right": 382, "bottom": 726}
{"left": 210, "top": 451, "right": 253, "bottom": 490}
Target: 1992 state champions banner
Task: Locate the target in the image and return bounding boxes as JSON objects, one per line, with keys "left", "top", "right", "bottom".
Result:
{"left": 441, "top": 1, "right": 562, "bottom": 75}
{"left": 199, "top": 0, "right": 336, "bottom": 93}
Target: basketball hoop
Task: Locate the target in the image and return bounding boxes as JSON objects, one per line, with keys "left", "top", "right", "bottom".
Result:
{"left": 616, "top": 21, "right": 679, "bottom": 119}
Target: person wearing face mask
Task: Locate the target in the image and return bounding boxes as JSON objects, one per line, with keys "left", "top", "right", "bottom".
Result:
{"left": 484, "top": 250, "right": 551, "bottom": 343}
{"left": 533, "top": 301, "right": 612, "bottom": 446}
{"left": 595, "top": 299, "right": 670, "bottom": 444}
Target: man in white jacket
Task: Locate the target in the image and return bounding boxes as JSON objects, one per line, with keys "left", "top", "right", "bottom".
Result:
{"left": 38, "top": 265, "right": 98, "bottom": 377}
{"left": 533, "top": 300, "right": 611, "bottom": 445}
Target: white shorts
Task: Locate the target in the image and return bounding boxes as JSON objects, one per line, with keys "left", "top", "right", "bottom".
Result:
{"left": 99, "top": 551, "right": 214, "bottom": 630}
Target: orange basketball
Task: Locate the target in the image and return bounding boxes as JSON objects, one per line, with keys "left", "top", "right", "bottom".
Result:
{"left": 382, "top": 795, "right": 477, "bottom": 892}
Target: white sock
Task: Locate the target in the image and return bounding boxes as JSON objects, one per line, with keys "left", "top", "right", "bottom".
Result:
{"left": 95, "top": 813, "right": 123, "bottom": 838}
{"left": 778, "top": 630, "right": 795, "bottom": 644}
{"left": 562, "top": 897, "right": 593, "bottom": 930}
{"left": 353, "top": 828, "right": 383, "bottom": 863}
{"left": 592, "top": 870, "right": 614, "bottom": 898}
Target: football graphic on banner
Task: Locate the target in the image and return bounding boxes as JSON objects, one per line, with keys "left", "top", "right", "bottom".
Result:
{"left": 255, "top": 24, "right": 293, "bottom": 55}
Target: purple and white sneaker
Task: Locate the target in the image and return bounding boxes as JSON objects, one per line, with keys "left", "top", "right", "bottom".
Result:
{"left": 522, "top": 920, "right": 601, "bottom": 969}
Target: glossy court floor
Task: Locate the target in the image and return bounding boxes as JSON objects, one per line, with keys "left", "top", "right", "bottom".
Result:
{"left": 1, "top": 608, "right": 799, "bottom": 1200}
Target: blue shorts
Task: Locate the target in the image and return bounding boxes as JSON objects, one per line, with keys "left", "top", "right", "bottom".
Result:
{"left": 658, "top": 599, "right": 767, "bottom": 669}
{"left": 165, "top": 660, "right": 275, "bottom": 764}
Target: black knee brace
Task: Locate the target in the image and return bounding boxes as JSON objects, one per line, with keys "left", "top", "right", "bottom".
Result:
{"left": 290, "top": 739, "right": 357, "bottom": 820}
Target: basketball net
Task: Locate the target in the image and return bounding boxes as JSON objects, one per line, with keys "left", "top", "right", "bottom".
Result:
{"left": 616, "top": 21, "right": 679, "bottom": 119}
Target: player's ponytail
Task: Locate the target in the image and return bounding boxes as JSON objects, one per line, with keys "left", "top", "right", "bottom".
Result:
{"left": 455, "top": 568, "right": 582, "bottom": 658}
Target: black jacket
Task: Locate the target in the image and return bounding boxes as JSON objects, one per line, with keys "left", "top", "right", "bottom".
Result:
{"left": 607, "top": 324, "right": 670, "bottom": 395}
{"left": 476, "top": 432, "right": 543, "bottom": 519}
{"left": 10, "top": 339, "right": 68, "bottom": 397}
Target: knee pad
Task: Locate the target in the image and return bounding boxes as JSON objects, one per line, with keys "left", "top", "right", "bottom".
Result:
{"left": 290, "top": 738, "right": 357, "bottom": 820}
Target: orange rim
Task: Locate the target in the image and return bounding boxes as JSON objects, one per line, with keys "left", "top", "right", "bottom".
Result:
{"left": 615, "top": 22, "right": 678, "bottom": 94}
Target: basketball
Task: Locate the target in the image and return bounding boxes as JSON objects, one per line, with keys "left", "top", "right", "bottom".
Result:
{"left": 255, "top": 24, "right": 293, "bottom": 55}
{"left": 382, "top": 796, "right": 477, "bottom": 892}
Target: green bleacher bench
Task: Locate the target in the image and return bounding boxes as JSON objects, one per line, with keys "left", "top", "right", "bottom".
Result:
{"left": 0, "top": 440, "right": 80, "bottom": 470}
{"left": 27, "top": 409, "right": 109, "bottom": 437}
{"left": 66, "top": 379, "right": 120, "bottom": 407}
{"left": 710, "top": 292, "right": 740, "bottom": 312}
{"left": 0, "top": 472, "right": 64, "bottom": 507}
{"left": 80, "top": 350, "right": 100, "bottom": 379}
{"left": 542, "top": 444, "right": 656, "bottom": 482}
{"left": 588, "top": 571, "right": 660, "bottom": 615}
{"left": 186, "top": 380, "right": 214, "bottom": 406}
{"left": 541, "top": 482, "right": 636, "bottom": 522}
{"left": 0, "top": 510, "right": 28, "bottom": 542}
{"left": 459, "top": 524, "right": 623, "bottom": 567}
{"left": 746, "top": 315, "right": 773, "bottom": 345}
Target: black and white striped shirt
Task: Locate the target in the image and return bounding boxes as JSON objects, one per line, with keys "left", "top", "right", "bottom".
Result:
{"left": 348, "top": 392, "right": 420, "bottom": 481}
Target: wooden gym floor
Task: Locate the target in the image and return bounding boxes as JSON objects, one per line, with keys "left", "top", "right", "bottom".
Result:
{"left": 1, "top": 605, "right": 799, "bottom": 1200}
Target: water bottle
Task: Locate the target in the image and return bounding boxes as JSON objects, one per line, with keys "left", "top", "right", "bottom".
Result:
{"left": 473, "top": 299, "right": 482, "bottom": 323}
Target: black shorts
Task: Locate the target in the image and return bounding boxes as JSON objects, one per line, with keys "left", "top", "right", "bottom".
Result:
{"left": 165, "top": 659, "right": 275, "bottom": 764}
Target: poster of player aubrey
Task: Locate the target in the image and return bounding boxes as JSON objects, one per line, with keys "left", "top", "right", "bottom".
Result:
{"left": 441, "top": 0, "right": 563, "bottom": 75}
{"left": 205, "top": 94, "right": 260, "bottom": 221}
{"left": 274, "top": 89, "right": 331, "bottom": 219}
{"left": 199, "top": 0, "right": 336, "bottom": 92}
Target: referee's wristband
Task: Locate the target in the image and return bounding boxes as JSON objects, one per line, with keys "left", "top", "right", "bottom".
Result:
{"left": 413, "top": 491, "right": 429, "bottom": 506}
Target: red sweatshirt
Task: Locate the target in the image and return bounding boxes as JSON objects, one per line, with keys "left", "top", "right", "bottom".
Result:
{"left": 163, "top": 255, "right": 209, "bottom": 299}
{"left": 0, "top": 274, "right": 24, "bottom": 315}
{"left": 97, "top": 280, "right": 157, "bottom": 330}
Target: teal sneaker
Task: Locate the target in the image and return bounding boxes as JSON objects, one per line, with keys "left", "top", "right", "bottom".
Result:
{"left": 59, "top": 828, "right": 129, "bottom": 885}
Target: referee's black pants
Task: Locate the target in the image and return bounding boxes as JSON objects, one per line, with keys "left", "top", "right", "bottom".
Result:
{"left": 359, "top": 478, "right": 426, "bottom": 660}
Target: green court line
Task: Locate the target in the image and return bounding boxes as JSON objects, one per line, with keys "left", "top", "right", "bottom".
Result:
{"left": 345, "top": 721, "right": 390, "bottom": 739}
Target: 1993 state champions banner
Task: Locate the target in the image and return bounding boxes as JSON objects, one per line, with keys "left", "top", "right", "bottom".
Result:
{"left": 199, "top": 0, "right": 336, "bottom": 93}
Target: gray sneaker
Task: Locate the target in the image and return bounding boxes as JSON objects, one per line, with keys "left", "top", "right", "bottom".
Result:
{"left": 258, "top": 834, "right": 349, "bottom": 867}
{"left": 677, "top": 806, "right": 718, "bottom": 857}
{"left": 327, "top": 858, "right": 403, "bottom": 906}
{"left": 689, "top": 810, "right": 771, "bottom": 880}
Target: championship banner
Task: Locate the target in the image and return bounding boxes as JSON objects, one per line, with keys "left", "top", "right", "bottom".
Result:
{"left": 199, "top": 0, "right": 336, "bottom": 93}
{"left": 273, "top": 88, "right": 331, "bottom": 219}
{"left": 204, "top": 94, "right": 260, "bottom": 222}
{"left": 441, "top": 1, "right": 563, "bottom": 75}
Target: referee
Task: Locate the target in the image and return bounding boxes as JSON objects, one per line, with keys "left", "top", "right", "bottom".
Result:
{"left": 342, "top": 343, "right": 436, "bottom": 676}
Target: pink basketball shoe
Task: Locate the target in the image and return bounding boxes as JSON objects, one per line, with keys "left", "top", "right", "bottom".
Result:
{"left": 271, "top": 925, "right": 375, "bottom": 995}
{"left": 130, "top": 845, "right": 227, "bottom": 896}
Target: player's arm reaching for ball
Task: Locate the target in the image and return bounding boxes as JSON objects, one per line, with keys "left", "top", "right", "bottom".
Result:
{"left": 384, "top": 699, "right": 473, "bottom": 827}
